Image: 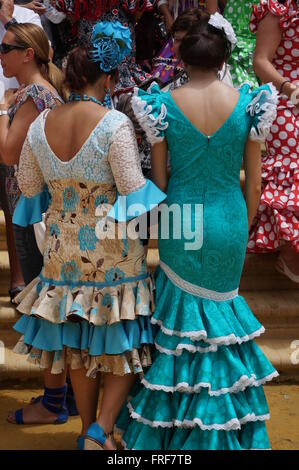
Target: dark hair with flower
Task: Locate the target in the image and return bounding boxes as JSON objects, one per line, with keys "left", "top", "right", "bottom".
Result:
{"left": 90, "top": 21, "right": 132, "bottom": 73}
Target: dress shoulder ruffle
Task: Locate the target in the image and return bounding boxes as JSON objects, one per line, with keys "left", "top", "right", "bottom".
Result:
{"left": 131, "top": 83, "right": 169, "bottom": 145}
{"left": 250, "top": 0, "right": 296, "bottom": 34}
{"left": 240, "top": 82, "right": 279, "bottom": 142}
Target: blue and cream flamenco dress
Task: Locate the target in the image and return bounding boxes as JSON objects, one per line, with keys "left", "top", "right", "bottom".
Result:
{"left": 12, "top": 109, "right": 166, "bottom": 380}
{"left": 116, "top": 82, "right": 280, "bottom": 449}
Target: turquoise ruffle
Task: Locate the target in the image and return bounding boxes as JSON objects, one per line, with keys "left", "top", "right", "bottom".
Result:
{"left": 152, "top": 267, "right": 264, "bottom": 344}
{"left": 108, "top": 179, "right": 166, "bottom": 222}
{"left": 12, "top": 186, "right": 50, "bottom": 227}
{"left": 117, "top": 419, "right": 270, "bottom": 450}
{"left": 127, "top": 385, "right": 269, "bottom": 431}
{"left": 14, "top": 314, "right": 154, "bottom": 356}
{"left": 144, "top": 341, "right": 277, "bottom": 395}
{"left": 116, "top": 266, "right": 277, "bottom": 449}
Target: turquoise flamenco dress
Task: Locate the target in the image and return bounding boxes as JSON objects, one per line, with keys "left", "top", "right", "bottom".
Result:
{"left": 115, "top": 82, "right": 279, "bottom": 450}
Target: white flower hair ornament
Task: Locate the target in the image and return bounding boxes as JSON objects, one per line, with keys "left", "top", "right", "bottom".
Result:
{"left": 208, "top": 12, "right": 237, "bottom": 49}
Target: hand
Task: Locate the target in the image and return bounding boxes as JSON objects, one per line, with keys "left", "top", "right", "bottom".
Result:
{"left": 2, "top": 86, "right": 25, "bottom": 107}
{"left": 21, "top": 1, "right": 47, "bottom": 16}
{"left": 0, "top": 0, "right": 14, "bottom": 26}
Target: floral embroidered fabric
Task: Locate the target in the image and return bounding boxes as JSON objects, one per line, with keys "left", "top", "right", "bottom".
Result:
{"left": 116, "top": 82, "right": 279, "bottom": 450}
{"left": 14, "top": 109, "right": 156, "bottom": 376}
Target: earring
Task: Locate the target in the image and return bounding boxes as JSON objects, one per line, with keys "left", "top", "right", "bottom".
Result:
{"left": 218, "top": 63, "right": 228, "bottom": 81}
{"left": 104, "top": 88, "right": 112, "bottom": 109}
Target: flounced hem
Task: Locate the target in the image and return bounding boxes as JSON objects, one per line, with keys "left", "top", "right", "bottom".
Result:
{"left": 107, "top": 179, "right": 166, "bottom": 222}
{"left": 126, "top": 384, "right": 270, "bottom": 432}
{"left": 152, "top": 267, "right": 265, "bottom": 346}
{"left": 16, "top": 275, "right": 154, "bottom": 327}
{"left": 247, "top": 176, "right": 299, "bottom": 253}
{"left": 13, "top": 314, "right": 154, "bottom": 356}
{"left": 12, "top": 186, "right": 49, "bottom": 227}
{"left": 14, "top": 341, "right": 152, "bottom": 377}
{"left": 142, "top": 339, "right": 278, "bottom": 396}
{"left": 115, "top": 422, "right": 272, "bottom": 450}
{"left": 151, "top": 317, "right": 265, "bottom": 345}
{"left": 155, "top": 341, "right": 218, "bottom": 355}
{"left": 141, "top": 371, "right": 278, "bottom": 396}
{"left": 127, "top": 402, "right": 270, "bottom": 432}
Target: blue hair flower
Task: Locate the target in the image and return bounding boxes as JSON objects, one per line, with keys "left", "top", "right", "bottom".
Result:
{"left": 90, "top": 21, "right": 132, "bottom": 72}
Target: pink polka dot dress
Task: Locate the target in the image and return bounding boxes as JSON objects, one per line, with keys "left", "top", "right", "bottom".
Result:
{"left": 247, "top": 0, "right": 299, "bottom": 253}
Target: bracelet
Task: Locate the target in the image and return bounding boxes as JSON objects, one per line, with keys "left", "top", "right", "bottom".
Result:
{"left": 0, "top": 110, "right": 9, "bottom": 117}
{"left": 280, "top": 79, "right": 290, "bottom": 94}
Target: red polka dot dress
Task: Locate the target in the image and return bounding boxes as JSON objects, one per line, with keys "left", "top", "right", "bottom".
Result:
{"left": 247, "top": 0, "right": 299, "bottom": 253}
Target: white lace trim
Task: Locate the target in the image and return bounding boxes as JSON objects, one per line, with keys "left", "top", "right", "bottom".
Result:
{"left": 160, "top": 261, "right": 239, "bottom": 301}
{"left": 141, "top": 371, "right": 279, "bottom": 396}
{"left": 155, "top": 341, "right": 218, "bottom": 355}
{"left": 151, "top": 317, "right": 265, "bottom": 345}
{"left": 128, "top": 402, "right": 270, "bottom": 431}
{"left": 131, "top": 88, "right": 168, "bottom": 145}
{"left": 247, "top": 83, "right": 279, "bottom": 142}
{"left": 115, "top": 424, "right": 272, "bottom": 450}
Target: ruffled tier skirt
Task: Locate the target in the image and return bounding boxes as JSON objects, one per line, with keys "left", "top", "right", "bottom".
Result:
{"left": 248, "top": 102, "right": 299, "bottom": 252}
{"left": 116, "top": 267, "right": 278, "bottom": 450}
{"left": 13, "top": 275, "right": 155, "bottom": 377}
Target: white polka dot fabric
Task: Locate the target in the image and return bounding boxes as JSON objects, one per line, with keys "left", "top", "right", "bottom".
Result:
{"left": 248, "top": 0, "right": 299, "bottom": 253}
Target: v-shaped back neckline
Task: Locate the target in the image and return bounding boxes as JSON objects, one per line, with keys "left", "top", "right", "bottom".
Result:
{"left": 167, "top": 90, "right": 242, "bottom": 140}
{"left": 41, "top": 108, "right": 113, "bottom": 165}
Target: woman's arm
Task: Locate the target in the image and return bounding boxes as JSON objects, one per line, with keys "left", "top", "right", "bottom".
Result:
{"left": 151, "top": 139, "right": 168, "bottom": 193}
{"left": 253, "top": 12, "right": 297, "bottom": 100}
{"left": 158, "top": 2, "right": 174, "bottom": 32}
{"left": 0, "top": 97, "right": 39, "bottom": 166}
{"left": 243, "top": 138, "right": 261, "bottom": 229}
{"left": 206, "top": 0, "right": 218, "bottom": 14}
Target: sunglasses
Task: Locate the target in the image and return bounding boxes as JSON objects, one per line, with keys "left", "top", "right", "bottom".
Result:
{"left": 0, "top": 43, "right": 27, "bottom": 54}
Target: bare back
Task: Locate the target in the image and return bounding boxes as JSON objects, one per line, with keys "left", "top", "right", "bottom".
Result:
{"left": 44, "top": 102, "right": 109, "bottom": 162}
{"left": 171, "top": 81, "right": 240, "bottom": 138}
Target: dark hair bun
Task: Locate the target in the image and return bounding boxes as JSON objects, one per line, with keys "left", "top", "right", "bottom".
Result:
{"left": 64, "top": 46, "right": 117, "bottom": 91}
{"left": 179, "top": 15, "right": 232, "bottom": 70}
{"left": 171, "top": 8, "right": 207, "bottom": 35}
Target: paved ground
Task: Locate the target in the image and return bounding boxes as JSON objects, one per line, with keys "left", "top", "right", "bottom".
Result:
{"left": 0, "top": 384, "right": 298, "bottom": 450}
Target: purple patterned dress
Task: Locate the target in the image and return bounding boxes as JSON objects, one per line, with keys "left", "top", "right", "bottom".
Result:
{"left": 152, "top": 0, "right": 208, "bottom": 83}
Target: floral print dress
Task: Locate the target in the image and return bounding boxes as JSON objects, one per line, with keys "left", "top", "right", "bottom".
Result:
{"left": 13, "top": 109, "right": 166, "bottom": 377}
{"left": 2, "top": 84, "right": 63, "bottom": 216}
{"left": 55, "top": 0, "right": 156, "bottom": 92}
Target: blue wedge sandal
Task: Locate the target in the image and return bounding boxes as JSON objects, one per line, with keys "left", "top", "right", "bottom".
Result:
{"left": 12, "top": 385, "right": 69, "bottom": 425}
{"left": 84, "top": 423, "right": 115, "bottom": 450}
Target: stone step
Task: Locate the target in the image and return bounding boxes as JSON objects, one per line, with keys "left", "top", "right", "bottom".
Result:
{"left": 240, "top": 253, "right": 299, "bottom": 291}
{"left": 0, "top": 251, "right": 10, "bottom": 294}
{"left": 146, "top": 249, "right": 299, "bottom": 291}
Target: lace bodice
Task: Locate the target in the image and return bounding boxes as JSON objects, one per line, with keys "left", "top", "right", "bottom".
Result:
{"left": 18, "top": 109, "right": 146, "bottom": 199}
